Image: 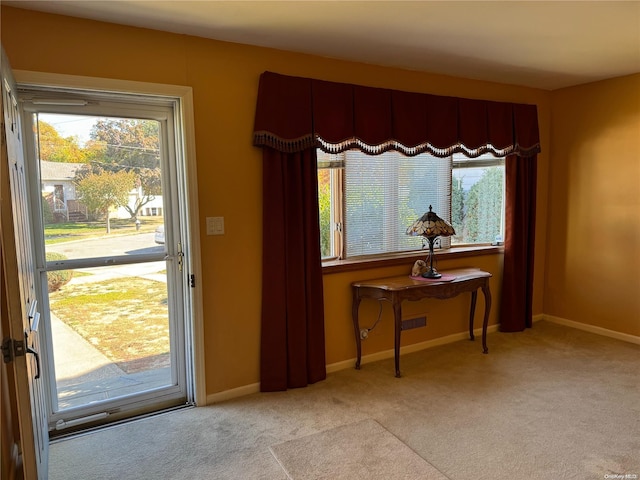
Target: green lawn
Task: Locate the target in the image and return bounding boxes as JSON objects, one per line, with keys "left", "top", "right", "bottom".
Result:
{"left": 45, "top": 217, "right": 163, "bottom": 244}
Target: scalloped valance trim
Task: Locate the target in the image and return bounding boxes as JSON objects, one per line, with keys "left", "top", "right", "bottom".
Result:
{"left": 253, "top": 131, "right": 316, "bottom": 153}
{"left": 315, "top": 137, "right": 541, "bottom": 158}
{"left": 512, "top": 143, "right": 543, "bottom": 158}
{"left": 253, "top": 133, "right": 542, "bottom": 159}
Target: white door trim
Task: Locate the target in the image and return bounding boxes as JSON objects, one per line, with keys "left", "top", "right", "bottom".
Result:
{"left": 14, "top": 70, "right": 206, "bottom": 407}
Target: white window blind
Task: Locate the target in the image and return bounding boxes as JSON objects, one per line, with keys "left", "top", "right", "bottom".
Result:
{"left": 343, "top": 151, "right": 452, "bottom": 257}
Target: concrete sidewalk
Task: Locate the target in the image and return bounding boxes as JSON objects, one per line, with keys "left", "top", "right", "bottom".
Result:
{"left": 50, "top": 312, "right": 124, "bottom": 382}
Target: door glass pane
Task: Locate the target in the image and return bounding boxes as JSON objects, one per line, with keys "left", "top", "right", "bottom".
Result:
{"left": 34, "top": 113, "right": 175, "bottom": 413}
{"left": 37, "top": 114, "right": 165, "bottom": 261}
{"left": 48, "top": 262, "right": 171, "bottom": 411}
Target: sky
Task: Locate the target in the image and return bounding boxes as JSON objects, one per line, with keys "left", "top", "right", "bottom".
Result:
{"left": 39, "top": 113, "right": 97, "bottom": 146}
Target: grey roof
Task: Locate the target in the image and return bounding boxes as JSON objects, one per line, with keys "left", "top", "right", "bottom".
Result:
{"left": 40, "top": 161, "right": 85, "bottom": 181}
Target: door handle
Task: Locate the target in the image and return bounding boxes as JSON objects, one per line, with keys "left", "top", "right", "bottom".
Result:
{"left": 24, "top": 332, "right": 40, "bottom": 380}
{"left": 26, "top": 344, "right": 41, "bottom": 379}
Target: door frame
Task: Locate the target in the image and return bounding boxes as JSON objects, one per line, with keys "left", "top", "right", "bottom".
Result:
{"left": 15, "top": 70, "right": 206, "bottom": 408}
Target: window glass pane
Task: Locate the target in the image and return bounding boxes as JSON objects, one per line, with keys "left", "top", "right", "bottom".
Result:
{"left": 344, "top": 151, "right": 451, "bottom": 257}
{"left": 317, "top": 168, "right": 333, "bottom": 258}
{"left": 452, "top": 155, "right": 504, "bottom": 244}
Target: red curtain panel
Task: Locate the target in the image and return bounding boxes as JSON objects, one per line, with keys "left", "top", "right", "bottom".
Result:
{"left": 260, "top": 148, "right": 326, "bottom": 392}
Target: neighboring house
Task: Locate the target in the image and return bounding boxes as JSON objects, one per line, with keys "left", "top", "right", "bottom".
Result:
{"left": 117, "top": 186, "right": 164, "bottom": 219}
{"left": 40, "top": 160, "right": 163, "bottom": 222}
{"left": 39, "top": 160, "right": 87, "bottom": 222}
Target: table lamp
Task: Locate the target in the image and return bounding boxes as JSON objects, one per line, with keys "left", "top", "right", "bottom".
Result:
{"left": 406, "top": 205, "right": 456, "bottom": 278}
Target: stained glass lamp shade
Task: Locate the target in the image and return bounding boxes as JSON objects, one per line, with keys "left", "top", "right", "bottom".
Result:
{"left": 406, "top": 205, "right": 456, "bottom": 279}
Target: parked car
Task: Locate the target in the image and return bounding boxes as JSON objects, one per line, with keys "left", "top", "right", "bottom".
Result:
{"left": 154, "top": 225, "right": 165, "bottom": 244}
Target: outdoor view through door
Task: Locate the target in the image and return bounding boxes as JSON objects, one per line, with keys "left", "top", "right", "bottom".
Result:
{"left": 22, "top": 93, "right": 191, "bottom": 433}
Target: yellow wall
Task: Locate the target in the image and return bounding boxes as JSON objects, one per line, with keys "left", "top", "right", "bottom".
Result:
{"left": 547, "top": 74, "right": 640, "bottom": 336}
{"left": 1, "top": 7, "right": 552, "bottom": 395}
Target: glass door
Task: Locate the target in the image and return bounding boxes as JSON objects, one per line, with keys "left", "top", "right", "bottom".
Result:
{"left": 22, "top": 94, "right": 190, "bottom": 434}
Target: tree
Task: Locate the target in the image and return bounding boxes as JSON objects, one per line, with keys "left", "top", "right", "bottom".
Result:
{"left": 37, "top": 121, "right": 89, "bottom": 163}
{"left": 318, "top": 169, "right": 332, "bottom": 257}
{"left": 123, "top": 167, "right": 162, "bottom": 220}
{"left": 451, "top": 176, "right": 465, "bottom": 242}
{"left": 79, "top": 119, "right": 162, "bottom": 220}
{"left": 75, "top": 170, "right": 136, "bottom": 233}
{"left": 89, "top": 119, "right": 160, "bottom": 169}
{"left": 464, "top": 167, "right": 503, "bottom": 243}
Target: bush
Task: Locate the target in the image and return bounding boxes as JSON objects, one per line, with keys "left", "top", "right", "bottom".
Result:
{"left": 41, "top": 194, "right": 54, "bottom": 224}
{"left": 46, "top": 252, "right": 73, "bottom": 292}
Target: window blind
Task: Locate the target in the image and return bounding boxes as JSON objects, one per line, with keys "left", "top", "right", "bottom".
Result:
{"left": 344, "top": 151, "right": 452, "bottom": 257}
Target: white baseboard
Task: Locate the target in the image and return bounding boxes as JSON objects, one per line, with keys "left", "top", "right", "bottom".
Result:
{"left": 326, "top": 323, "right": 501, "bottom": 374}
{"left": 544, "top": 314, "right": 640, "bottom": 345}
{"left": 206, "top": 382, "right": 260, "bottom": 405}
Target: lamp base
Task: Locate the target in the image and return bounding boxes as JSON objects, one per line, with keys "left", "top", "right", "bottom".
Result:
{"left": 421, "top": 268, "right": 442, "bottom": 279}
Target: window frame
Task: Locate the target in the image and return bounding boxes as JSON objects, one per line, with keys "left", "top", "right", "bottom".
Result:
{"left": 319, "top": 150, "right": 505, "bottom": 268}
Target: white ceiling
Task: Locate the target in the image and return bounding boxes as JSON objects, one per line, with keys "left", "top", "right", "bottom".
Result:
{"left": 5, "top": 1, "right": 640, "bottom": 90}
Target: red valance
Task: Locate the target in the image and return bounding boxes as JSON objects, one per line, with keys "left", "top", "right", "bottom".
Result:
{"left": 253, "top": 71, "right": 541, "bottom": 158}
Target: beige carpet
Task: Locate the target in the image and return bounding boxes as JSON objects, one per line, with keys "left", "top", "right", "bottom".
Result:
{"left": 48, "top": 321, "right": 640, "bottom": 480}
{"left": 270, "top": 418, "right": 450, "bottom": 479}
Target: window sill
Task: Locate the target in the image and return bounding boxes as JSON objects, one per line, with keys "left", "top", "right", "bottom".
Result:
{"left": 322, "top": 245, "right": 503, "bottom": 275}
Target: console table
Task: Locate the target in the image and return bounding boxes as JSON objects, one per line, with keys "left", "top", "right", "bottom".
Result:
{"left": 352, "top": 268, "right": 492, "bottom": 377}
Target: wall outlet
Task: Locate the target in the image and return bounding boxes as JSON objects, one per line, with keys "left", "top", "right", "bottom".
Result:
{"left": 401, "top": 316, "right": 427, "bottom": 331}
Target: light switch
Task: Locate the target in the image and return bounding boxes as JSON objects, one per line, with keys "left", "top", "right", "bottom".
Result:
{"left": 206, "top": 216, "right": 224, "bottom": 235}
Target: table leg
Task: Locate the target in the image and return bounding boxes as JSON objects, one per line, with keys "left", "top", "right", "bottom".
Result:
{"left": 468, "top": 290, "right": 478, "bottom": 341}
{"left": 352, "top": 291, "right": 362, "bottom": 369}
{"left": 481, "top": 282, "right": 492, "bottom": 354}
{"left": 393, "top": 297, "right": 402, "bottom": 378}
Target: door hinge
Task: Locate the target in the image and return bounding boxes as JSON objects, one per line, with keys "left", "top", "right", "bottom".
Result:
{"left": 190, "top": 274, "right": 195, "bottom": 288}
{"left": 1, "top": 337, "right": 25, "bottom": 364}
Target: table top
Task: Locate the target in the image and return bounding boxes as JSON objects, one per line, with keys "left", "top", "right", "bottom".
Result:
{"left": 352, "top": 267, "right": 491, "bottom": 291}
